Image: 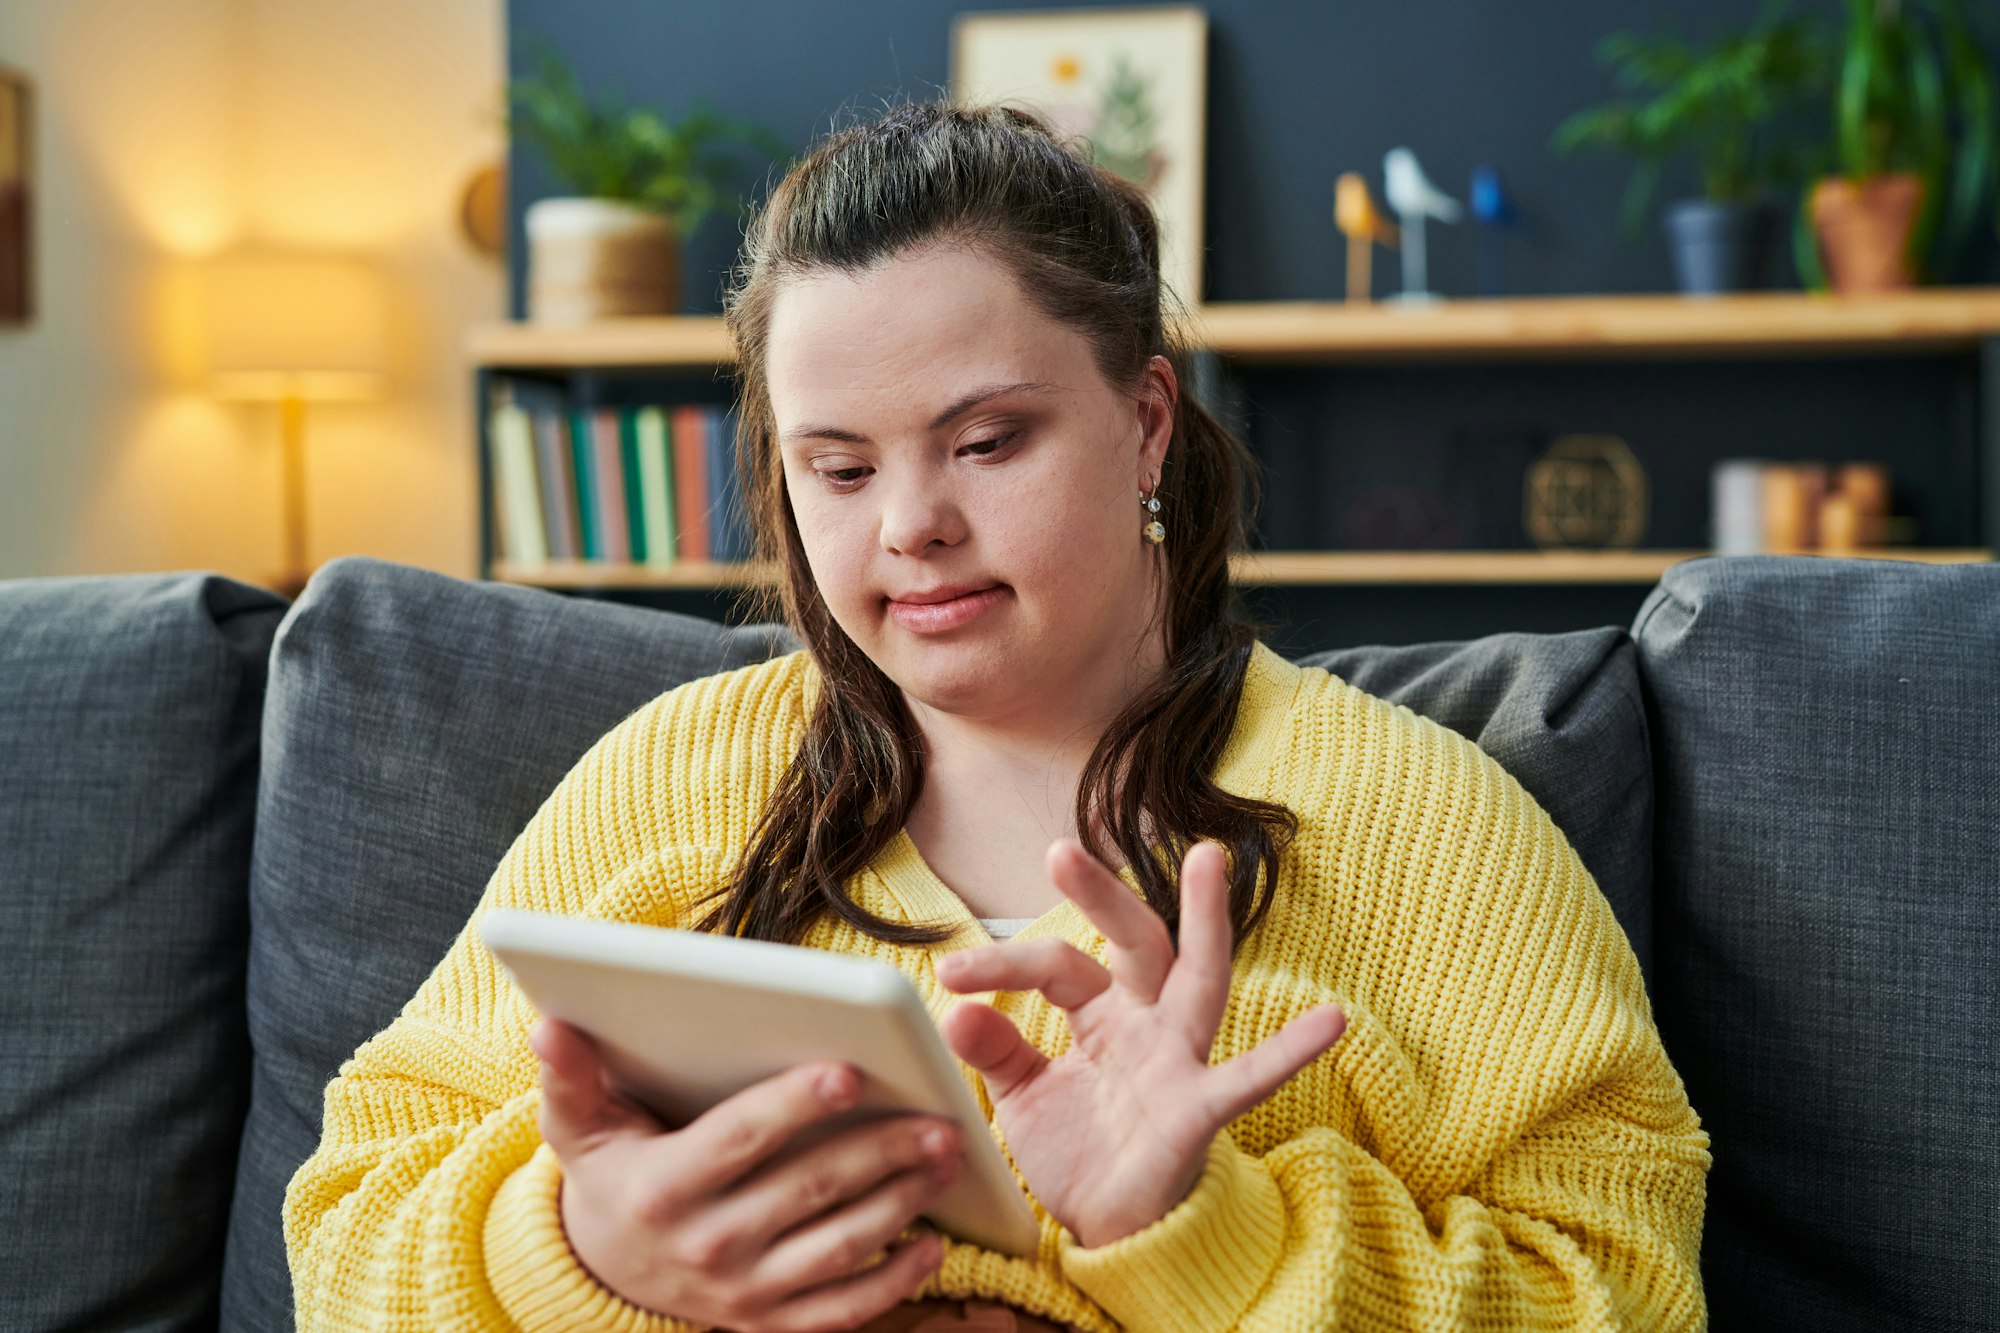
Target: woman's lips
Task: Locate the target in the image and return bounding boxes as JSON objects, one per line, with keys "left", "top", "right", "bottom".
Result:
{"left": 885, "top": 585, "right": 1008, "bottom": 634}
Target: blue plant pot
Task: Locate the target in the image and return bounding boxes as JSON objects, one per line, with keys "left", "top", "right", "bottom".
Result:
{"left": 1663, "top": 199, "right": 1774, "bottom": 295}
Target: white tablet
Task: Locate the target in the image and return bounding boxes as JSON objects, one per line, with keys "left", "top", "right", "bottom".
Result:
{"left": 479, "top": 909, "right": 1042, "bottom": 1257}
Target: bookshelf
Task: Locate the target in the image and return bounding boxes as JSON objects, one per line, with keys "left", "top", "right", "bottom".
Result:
{"left": 471, "top": 290, "right": 2000, "bottom": 593}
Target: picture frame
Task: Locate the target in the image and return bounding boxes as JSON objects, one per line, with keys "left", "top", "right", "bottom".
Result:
{"left": 0, "top": 65, "right": 30, "bottom": 326}
{"left": 951, "top": 5, "right": 1208, "bottom": 307}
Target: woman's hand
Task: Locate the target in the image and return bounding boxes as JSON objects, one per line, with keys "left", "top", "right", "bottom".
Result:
{"left": 529, "top": 1018, "right": 961, "bottom": 1333}
{"left": 934, "top": 839, "right": 1346, "bottom": 1248}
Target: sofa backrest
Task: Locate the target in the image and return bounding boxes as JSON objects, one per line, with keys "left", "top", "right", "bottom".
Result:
{"left": 1635, "top": 555, "right": 1999, "bottom": 1331}
{"left": 0, "top": 572, "right": 286, "bottom": 1331}
{"left": 222, "top": 555, "right": 1654, "bottom": 1327}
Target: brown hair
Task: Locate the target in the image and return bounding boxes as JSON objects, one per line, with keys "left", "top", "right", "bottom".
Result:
{"left": 703, "top": 100, "right": 1295, "bottom": 947}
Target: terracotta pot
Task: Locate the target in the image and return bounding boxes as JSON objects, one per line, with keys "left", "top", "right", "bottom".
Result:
{"left": 1809, "top": 172, "right": 1924, "bottom": 293}
{"left": 526, "top": 198, "right": 680, "bottom": 323}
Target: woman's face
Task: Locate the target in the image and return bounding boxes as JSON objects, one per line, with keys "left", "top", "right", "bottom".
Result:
{"left": 765, "top": 243, "right": 1175, "bottom": 726}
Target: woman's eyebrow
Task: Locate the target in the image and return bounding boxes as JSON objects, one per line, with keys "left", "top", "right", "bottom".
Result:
{"left": 780, "top": 380, "right": 1062, "bottom": 444}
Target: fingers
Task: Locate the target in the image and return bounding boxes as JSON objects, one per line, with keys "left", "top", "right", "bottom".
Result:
{"left": 938, "top": 999, "right": 1048, "bottom": 1101}
{"left": 935, "top": 937, "right": 1111, "bottom": 1010}
{"left": 668, "top": 1061, "right": 863, "bottom": 1198}
{"left": 756, "top": 1231, "right": 944, "bottom": 1333}
{"left": 1205, "top": 1004, "right": 1348, "bottom": 1126}
{"left": 696, "top": 1115, "right": 959, "bottom": 1261}
{"left": 1047, "top": 838, "right": 1175, "bottom": 1000}
{"left": 1159, "top": 841, "right": 1233, "bottom": 1055}
{"left": 530, "top": 1018, "right": 660, "bottom": 1157}
{"left": 749, "top": 1149, "right": 960, "bottom": 1294}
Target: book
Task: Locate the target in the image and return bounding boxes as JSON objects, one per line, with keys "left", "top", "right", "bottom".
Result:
{"left": 636, "top": 405, "right": 677, "bottom": 566}
{"left": 671, "top": 403, "right": 711, "bottom": 562}
{"left": 488, "top": 402, "right": 548, "bottom": 565}
{"left": 589, "top": 407, "right": 631, "bottom": 563}
{"left": 618, "top": 407, "right": 648, "bottom": 563}
{"left": 530, "top": 406, "right": 579, "bottom": 561}
{"left": 568, "top": 407, "right": 601, "bottom": 560}
{"left": 707, "top": 402, "right": 754, "bottom": 562}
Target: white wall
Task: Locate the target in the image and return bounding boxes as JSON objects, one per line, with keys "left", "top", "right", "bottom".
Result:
{"left": 0, "top": 0, "right": 503, "bottom": 582}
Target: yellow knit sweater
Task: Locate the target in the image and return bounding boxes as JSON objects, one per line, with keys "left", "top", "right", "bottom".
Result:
{"left": 285, "top": 642, "right": 1709, "bottom": 1331}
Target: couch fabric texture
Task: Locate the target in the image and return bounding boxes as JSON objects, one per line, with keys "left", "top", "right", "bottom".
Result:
{"left": 0, "top": 573, "right": 287, "bottom": 1331}
{"left": 1635, "top": 557, "right": 1999, "bottom": 1331}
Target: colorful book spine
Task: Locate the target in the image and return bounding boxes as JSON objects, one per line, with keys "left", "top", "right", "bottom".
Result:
{"left": 706, "top": 402, "right": 753, "bottom": 562}
{"left": 618, "top": 407, "right": 648, "bottom": 563}
{"left": 636, "top": 405, "right": 677, "bottom": 566}
{"left": 489, "top": 402, "right": 548, "bottom": 566}
{"left": 671, "top": 403, "right": 711, "bottom": 562}
{"left": 590, "top": 407, "right": 631, "bottom": 563}
{"left": 567, "top": 408, "right": 601, "bottom": 560}
{"left": 530, "top": 407, "right": 579, "bottom": 561}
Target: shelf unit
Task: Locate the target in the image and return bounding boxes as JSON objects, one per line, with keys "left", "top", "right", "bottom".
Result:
{"left": 470, "top": 290, "right": 2000, "bottom": 590}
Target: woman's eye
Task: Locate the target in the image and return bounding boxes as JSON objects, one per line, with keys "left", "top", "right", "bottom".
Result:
{"left": 818, "top": 465, "right": 871, "bottom": 486}
{"left": 961, "top": 432, "right": 1017, "bottom": 458}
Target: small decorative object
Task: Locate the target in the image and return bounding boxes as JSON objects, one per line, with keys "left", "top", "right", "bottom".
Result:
{"left": 457, "top": 160, "right": 507, "bottom": 262}
{"left": 1551, "top": 14, "right": 1820, "bottom": 295}
{"left": 1468, "top": 166, "right": 1518, "bottom": 298}
{"left": 1333, "top": 172, "right": 1397, "bottom": 304}
{"left": 1142, "top": 489, "right": 1165, "bottom": 544}
{"left": 1524, "top": 434, "right": 1648, "bottom": 550}
{"left": 1711, "top": 458, "right": 1897, "bottom": 555}
{"left": 1802, "top": 0, "right": 1999, "bottom": 292}
{"left": 1382, "top": 147, "right": 1462, "bottom": 306}
{"left": 0, "top": 65, "right": 31, "bottom": 325}
{"left": 507, "top": 41, "right": 784, "bottom": 322}
{"left": 953, "top": 6, "right": 1209, "bottom": 305}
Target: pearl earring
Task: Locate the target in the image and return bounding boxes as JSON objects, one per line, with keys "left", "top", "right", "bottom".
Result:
{"left": 1141, "top": 487, "right": 1165, "bottom": 545}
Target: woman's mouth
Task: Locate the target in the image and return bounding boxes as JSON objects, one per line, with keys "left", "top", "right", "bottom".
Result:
{"left": 884, "top": 584, "right": 1008, "bottom": 634}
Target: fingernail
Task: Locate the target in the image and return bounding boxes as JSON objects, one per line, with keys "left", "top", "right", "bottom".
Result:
{"left": 819, "top": 1065, "right": 856, "bottom": 1105}
{"left": 922, "top": 1126, "right": 951, "bottom": 1156}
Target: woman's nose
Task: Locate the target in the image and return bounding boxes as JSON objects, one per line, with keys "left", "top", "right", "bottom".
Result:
{"left": 878, "top": 475, "right": 967, "bottom": 556}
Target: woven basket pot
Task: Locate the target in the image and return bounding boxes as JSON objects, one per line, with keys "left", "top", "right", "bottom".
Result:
{"left": 526, "top": 198, "right": 680, "bottom": 323}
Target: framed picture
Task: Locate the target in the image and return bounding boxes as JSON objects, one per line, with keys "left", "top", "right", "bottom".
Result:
{"left": 0, "top": 66, "right": 30, "bottom": 325}
{"left": 952, "top": 5, "right": 1208, "bottom": 306}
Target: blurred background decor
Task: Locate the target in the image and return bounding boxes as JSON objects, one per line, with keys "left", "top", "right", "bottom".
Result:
{"left": 508, "top": 40, "right": 784, "bottom": 322}
{"left": 200, "top": 250, "right": 390, "bottom": 598}
{"left": 1334, "top": 171, "right": 1398, "bottom": 304}
{"left": 1524, "top": 433, "right": 1650, "bottom": 549}
{"left": 1553, "top": 6, "right": 1823, "bottom": 295}
{"left": 952, "top": 4, "right": 1208, "bottom": 305}
{"left": 457, "top": 160, "right": 509, "bottom": 263}
{"left": 1383, "top": 147, "right": 1464, "bottom": 304}
{"left": 1803, "top": 0, "right": 2000, "bottom": 293}
{"left": 0, "top": 64, "right": 30, "bottom": 326}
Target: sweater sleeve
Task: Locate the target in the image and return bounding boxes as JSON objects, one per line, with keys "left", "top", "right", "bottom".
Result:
{"left": 283, "top": 685, "right": 740, "bottom": 1333}
{"left": 1057, "top": 1047, "right": 1709, "bottom": 1331}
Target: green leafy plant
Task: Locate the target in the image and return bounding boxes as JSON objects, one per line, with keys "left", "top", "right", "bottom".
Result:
{"left": 1819, "top": 0, "right": 1999, "bottom": 281}
{"left": 1554, "top": 7, "right": 1826, "bottom": 236}
{"left": 506, "top": 40, "right": 789, "bottom": 237}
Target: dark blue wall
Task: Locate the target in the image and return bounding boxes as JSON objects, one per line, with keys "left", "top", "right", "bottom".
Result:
{"left": 504, "top": 0, "right": 1999, "bottom": 311}
{"left": 502, "top": 1, "right": 2000, "bottom": 645}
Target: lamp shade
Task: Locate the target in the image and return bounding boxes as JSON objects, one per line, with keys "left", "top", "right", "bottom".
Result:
{"left": 201, "top": 250, "right": 388, "bottom": 401}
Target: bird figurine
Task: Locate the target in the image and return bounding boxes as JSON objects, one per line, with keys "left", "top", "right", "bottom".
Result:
{"left": 1334, "top": 172, "right": 1399, "bottom": 304}
{"left": 1383, "top": 147, "right": 1463, "bottom": 305}
{"left": 1469, "top": 165, "right": 1519, "bottom": 298}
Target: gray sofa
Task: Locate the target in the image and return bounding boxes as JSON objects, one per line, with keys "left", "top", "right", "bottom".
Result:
{"left": 1, "top": 554, "right": 1992, "bottom": 1331}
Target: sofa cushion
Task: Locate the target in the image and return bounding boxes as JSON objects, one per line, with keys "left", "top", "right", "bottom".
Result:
{"left": 1634, "top": 555, "right": 1999, "bottom": 1331}
{"left": 220, "top": 557, "right": 796, "bottom": 1331}
{"left": 0, "top": 572, "right": 285, "bottom": 1332}
{"left": 1301, "top": 628, "right": 1653, "bottom": 983}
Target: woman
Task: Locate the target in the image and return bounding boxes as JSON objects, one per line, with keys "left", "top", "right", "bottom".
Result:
{"left": 286, "top": 102, "right": 1709, "bottom": 1331}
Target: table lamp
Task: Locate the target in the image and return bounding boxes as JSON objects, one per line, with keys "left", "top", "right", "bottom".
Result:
{"left": 201, "top": 250, "right": 387, "bottom": 598}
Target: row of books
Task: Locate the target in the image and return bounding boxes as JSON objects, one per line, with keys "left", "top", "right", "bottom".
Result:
{"left": 486, "top": 398, "right": 752, "bottom": 566}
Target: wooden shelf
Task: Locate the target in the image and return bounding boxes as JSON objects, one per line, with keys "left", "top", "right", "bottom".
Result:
{"left": 492, "top": 548, "right": 1990, "bottom": 591}
{"left": 468, "top": 290, "right": 2000, "bottom": 370}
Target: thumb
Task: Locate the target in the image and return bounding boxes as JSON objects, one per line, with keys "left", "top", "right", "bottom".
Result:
{"left": 529, "top": 1017, "right": 659, "bottom": 1158}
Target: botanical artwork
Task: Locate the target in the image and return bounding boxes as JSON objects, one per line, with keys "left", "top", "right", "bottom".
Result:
{"left": 952, "top": 6, "right": 1208, "bottom": 305}
{"left": 0, "top": 67, "right": 29, "bottom": 325}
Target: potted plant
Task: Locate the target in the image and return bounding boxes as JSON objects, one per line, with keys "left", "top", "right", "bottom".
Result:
{"left": 507, "top": 42, "right": 786, "bottom": 322}
{"left": 1554, "top": 10, "right": 1823, "bottom": 294}
{"left": 1799, "top": 0, "right": 1999, "bottom": 292}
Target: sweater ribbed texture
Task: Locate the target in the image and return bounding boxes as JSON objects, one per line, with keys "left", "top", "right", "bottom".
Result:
{"left": 285, "top": 642, "right": 1710, "bottom": 1330}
